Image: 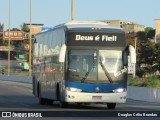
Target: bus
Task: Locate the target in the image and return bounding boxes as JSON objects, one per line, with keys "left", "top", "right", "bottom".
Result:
{"left": 32, "top": 21, "right": 136, "bottom": 109}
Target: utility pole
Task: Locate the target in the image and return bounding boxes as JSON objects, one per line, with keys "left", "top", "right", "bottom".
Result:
{"left": 8, "top": 0, "right": 11, "bottom": 76}
{"left": 154, "top": 19, "right": 160, "bottom": 43}
{"left": 133, "top": 37, "right": 137, "bottom": 78}
{"left": 135, "top": 36, "right": 137, "bottom": 52}
{"left": 29, "top": 0, "right": 32, "bottom": 76}
{"left": 155, "top": 35, "right": 157, "bottom": 43}
{"left": 71, "top": 0, "right": 74, "bottom": 20}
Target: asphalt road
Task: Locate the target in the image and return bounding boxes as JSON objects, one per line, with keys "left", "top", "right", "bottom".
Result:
{"left": 0, "top": 80, "right": 160, "bottom": 119}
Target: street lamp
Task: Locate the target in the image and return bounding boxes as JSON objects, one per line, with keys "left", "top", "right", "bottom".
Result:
{"left": 29, "top": 0, "right": 32, "bottom": 76}
{"left": 8, "top": 0, "right": 11, "bottom": 76}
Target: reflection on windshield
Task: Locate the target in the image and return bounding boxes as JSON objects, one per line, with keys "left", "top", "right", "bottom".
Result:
{"left": 98, "top": 50, "right": 123, "bottom": 81}
{"left": 67, "top": 49, "right": 124, "bottom": 83}
{"left": 68, "top": 50, "right": 97, "bottom": 82}
{"left": 68, "top": 50, "right": 96, "bottom": 72}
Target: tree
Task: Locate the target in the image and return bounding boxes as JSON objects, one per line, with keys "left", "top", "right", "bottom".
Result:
{"left": 145, "top": 27, "right": 154, "bottom": 34}
{"left": 137, "top": 42, "right": 160, "bottom": 77}
{"left": 0, "top": 32, "right": 3, "bottom": 45}
{"left": 154, "top": 43, "right": 160, "bottom": 70}
{"left": 147, "top": 30, "right": 155, "bottom": 39}
{"left": 125, "top": 33, "right": 135, "bottom": 47}
{"left": 145, "top": 27, "right": 155, "bottom": 39}
{"left": 21, "top": 23, "right": 30, "bottom": 32}
{"left": 137, "top": 31, "right": 147, "bottom": 42}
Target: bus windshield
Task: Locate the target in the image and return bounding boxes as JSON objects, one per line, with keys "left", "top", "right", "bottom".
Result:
{"left": 67, "top": 49, "right": 124, "bottom": 83}
{"left": 98, "top": 50, "right": 123, "bottom": 81}
{"left": 68, "top": 50, "right": 97, "bottom": 82}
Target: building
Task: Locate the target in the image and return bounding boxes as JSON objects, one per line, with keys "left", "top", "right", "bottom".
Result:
{"left": 101, "top": 20, "right": 145, "bottom": 34}
{"left": 155, "top": 19, "right": 160, "bottom": 42}
{"left": 122, "top": 24, "right": 145, "bottom": 34}
{"left": 24, "top": 23, "right": 44, "bottom": 34}
{"left": 21, "top": 23, "right": 44, "bottom": 41}
{"left": 101, "top": 20, "right": 134, "bottom": 28}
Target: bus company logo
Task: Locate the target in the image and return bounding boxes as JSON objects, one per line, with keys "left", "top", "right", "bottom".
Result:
{"left": 95, "top": 87, "right": 100, "bottom": 93}
{"left": 1, "top": 112, "right": 42, "bottom": 118}
{"left": 75, "top": 35, "right": 117, "bottom": 41}
{"left": 2, "top": 112, "right": 11, "bottom": 117}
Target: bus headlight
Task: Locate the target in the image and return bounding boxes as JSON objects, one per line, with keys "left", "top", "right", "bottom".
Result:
{"left": 66, "top": 87, "right": 82, "bottom": 92}
{"left": 113, "top": 88, "right": 127, "bottom": 93}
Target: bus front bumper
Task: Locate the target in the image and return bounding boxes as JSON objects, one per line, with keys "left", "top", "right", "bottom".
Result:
{"left": 65, "top": 90, "right": 127, "bottom": 103}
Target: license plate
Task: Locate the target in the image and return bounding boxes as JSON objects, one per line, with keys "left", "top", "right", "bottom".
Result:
{"left": 92, "top": 96, "right": 102, "bottom": 100}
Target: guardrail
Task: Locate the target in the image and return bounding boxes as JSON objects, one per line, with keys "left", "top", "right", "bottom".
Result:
{"left": 127, "top": 86, "right": 160, "bottom": 103}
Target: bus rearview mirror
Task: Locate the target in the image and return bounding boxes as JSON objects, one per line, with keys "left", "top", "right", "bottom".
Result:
{"left": 59, "top": 44, "right": 67, "bottom": 63}
{"left": 123, "top": 51, "right": 128, "bottom": 66}
{"left": 129, "top": 45, "right": 136, "bottom": 64}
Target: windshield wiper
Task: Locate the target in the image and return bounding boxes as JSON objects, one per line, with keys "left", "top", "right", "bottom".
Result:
{"left": 99, "top": 56, "right": 113, "bottom": 83}
{"left": 81, "top": 71, "right": 90, "bottom": 83}
{"left": 81, "top": 59, "right": 96, "bottom": 83}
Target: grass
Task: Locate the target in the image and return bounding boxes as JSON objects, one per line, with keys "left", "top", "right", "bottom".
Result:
{"left": 128, "top": 76, "right": 160, "bottom": 88}
{"left": 0, "top": 66, "right": 29, "bottom": 76}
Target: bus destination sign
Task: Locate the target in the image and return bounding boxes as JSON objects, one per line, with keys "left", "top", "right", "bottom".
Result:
{"left": 67, "top": 32, "right": 126, "bottom": 47}
{"left": 75, "top": 35, "right": 117, "bottom": 41}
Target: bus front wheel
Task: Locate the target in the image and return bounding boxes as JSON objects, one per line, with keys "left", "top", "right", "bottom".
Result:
{"left": 38, "top": 84, "right": 46, "bottom": 105}
{"left": 107, "top": 103, "right": 116, "bottom": 109}
{"left": 38, "top": 92, "right": 46, "bottom": 105}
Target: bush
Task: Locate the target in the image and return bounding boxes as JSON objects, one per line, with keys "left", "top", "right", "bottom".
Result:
{"left": 128, "top": 76, "right": 160, "bottom": 88}
{"left": 136, "top": 67, "right": 146, "bottom": 77}
{"left": 141, "top": 76, "right": 160, "bottom": 88}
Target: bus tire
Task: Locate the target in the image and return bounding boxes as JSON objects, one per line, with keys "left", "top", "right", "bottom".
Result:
{"left": 32, "top": 76, "right": 36, "bottom": 95}
{"left": 39, "top": 98, "right": 46, "bottom": 105}
{"left": 107, "top": 103, "right": 116, "bottom": 109}
{"left": 37, "top": 83, "right": 46, "bottom": 105}
{"left": 56, "top": 84, "right": 60, "bottom": 101}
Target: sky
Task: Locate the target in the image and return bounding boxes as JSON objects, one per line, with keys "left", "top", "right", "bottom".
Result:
{"left": 0, "top": 0, "right": 159, "bottom": 30}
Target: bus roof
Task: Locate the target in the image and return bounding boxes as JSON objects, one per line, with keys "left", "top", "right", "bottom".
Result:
{"left": 65, "top": 20, "right": 123, "bottom": 31}
{"left": 65, "top": 20, "right": 108, "bottom": 27}
{"left": 65, "top": 20, "right": 107, "bottom": 26}
{"left": 37, "top": 20, "right": 124, "bottom": 35}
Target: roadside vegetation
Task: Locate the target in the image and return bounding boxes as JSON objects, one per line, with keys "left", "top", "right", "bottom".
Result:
{"left": 128, "top": 76, "right": 160, "bottom": 88}
{"left": 0, "top": 66, "right": 29, "bottom": 76}
{"left": 126, "top": 27, "right": 160, "bottom": 88}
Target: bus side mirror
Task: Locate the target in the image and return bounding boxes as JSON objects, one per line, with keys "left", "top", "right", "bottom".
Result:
{"left": 59, "top": 44, "right": 66, "bottom": 63}
{"left": 123, "top": 51, "right": 128, "bottom": 66}
{"left": 129, "top": 45, "right": 136, "bottom": 64}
